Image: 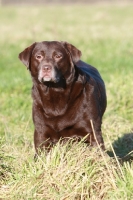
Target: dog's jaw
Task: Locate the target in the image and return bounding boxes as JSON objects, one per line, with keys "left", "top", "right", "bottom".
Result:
{"left": 38, "top": 67, "right": 61, "bottom": 83}
{"left": 38, "top": 67, "right": 56, "bottom": 83}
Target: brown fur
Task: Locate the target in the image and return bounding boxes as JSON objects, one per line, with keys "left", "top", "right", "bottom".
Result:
{"left": 19, "top": 41, "right": 107, "bottom": 154}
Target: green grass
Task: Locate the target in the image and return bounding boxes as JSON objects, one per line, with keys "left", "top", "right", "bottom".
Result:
{"left": 0, "top": 3, "right": 133, "bottom": 199}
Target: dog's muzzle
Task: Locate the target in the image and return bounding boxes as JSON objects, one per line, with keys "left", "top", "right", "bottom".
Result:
{"left": 38, "top": 65, "right": 61, "bottom": 83}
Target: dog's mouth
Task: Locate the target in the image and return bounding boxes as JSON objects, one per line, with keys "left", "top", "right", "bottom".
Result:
{"left": 42, "top": 72, "right": 52, "bottom": 81}
{"left": 38, "top": 66, "right": 60, "bottom": 83}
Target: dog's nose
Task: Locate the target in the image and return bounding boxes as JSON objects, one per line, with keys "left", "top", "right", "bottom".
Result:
{"left": 42, "top": 65, "right": 52, "bottom": 71}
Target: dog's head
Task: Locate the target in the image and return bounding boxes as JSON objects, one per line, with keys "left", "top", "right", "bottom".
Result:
{"left": 19, "top": 41, "right": 82, "bottom": 83}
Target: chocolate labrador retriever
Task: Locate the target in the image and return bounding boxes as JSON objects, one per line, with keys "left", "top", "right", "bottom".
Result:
{"left": 19, "top": 41, "right": 107, "bottom": 154}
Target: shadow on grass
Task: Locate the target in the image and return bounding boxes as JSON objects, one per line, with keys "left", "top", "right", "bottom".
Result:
{"left": 107, "top": 132, "right": 133, "bottom": 162}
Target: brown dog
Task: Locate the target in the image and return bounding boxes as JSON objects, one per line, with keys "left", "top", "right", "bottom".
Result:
{"left": 19, "top": 41, "right": 107, "bottom": 154}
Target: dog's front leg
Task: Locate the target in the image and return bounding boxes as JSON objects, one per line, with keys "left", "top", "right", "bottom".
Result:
{"left": 32, "top": 104, "right": 54, "bottom": 157}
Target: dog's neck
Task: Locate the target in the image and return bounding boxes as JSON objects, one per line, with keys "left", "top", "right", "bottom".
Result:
{"left": 32, "top": 65, "right": 82, "bottom": 89}
{"left": 31, "top": 66, "right": 86, "bottom": 117}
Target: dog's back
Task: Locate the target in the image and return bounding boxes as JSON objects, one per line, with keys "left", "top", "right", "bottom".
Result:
{"left": 76, "top": 60, "right": 107, "bottom": 116}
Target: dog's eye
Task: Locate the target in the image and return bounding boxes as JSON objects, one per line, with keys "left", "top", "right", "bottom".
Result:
{"left": 54, "top": 54, "right": 62, "bottom": 59}
{"left": 36, "top": 55, "right": 43, "bottom": 60}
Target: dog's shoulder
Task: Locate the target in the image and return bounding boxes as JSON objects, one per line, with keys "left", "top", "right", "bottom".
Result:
{"left": 76, "top": 60, "right": 104, "bottom": 87}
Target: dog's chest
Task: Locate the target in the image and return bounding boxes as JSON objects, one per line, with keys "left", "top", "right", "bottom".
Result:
{"left": 39, "top": 82, "right": 85, "bottom": 114}
{"left": 43, "top": 102, "right": 84, "bottom": 132}
{"left": 33, "top": 83, "right": 86, "bottom": 132}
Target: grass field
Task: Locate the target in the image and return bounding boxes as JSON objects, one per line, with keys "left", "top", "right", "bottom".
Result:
{"left": 0, "top": 2, "right": 133, "bottom": 199}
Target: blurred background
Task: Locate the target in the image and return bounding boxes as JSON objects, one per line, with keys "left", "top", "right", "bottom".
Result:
{"left": 2, "top": 0, "right": 132, "bottom": 5}
{"left": 1, "top": 0, "right": 133, "bottom": 153}
{"left": 0, "top": 0, "right": 133, "bottom": 149}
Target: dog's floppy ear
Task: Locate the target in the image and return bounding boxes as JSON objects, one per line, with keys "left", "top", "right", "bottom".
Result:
{"left": 18, "top": 42, "right": 36, "bottom": 69}
{"left": 61, "top": 42, "right": 82, "bottom": 63}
